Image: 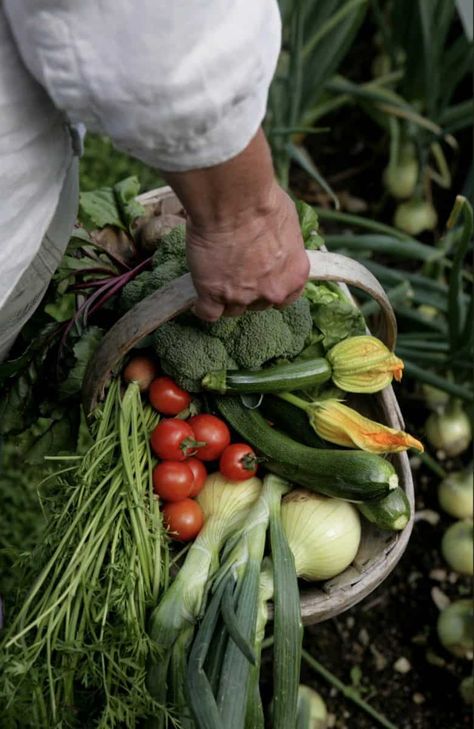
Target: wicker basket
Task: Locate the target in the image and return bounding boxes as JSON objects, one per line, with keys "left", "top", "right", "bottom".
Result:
{"left": 82, "top": 186, "right": 414, "bottom": 626}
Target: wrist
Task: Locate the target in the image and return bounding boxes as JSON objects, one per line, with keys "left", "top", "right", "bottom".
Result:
{"left": 163, "top": 128, "right": 277, "bottom": 233}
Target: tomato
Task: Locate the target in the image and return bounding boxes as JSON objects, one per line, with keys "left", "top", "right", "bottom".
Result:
{"left": 188, "top": 414, "right": 231, "bottom": 461}
{"left": 123, "top": 355, "right": 157, "bottom": 392}
{"left": 152, "top": 461, "right": 194, "bottom": 501}
{"left": 150, "top": 419, "right": 199, "bottom": 461}
{"left": 219, "top": 443, "right": 259, "bottom": 481}
{"left": 186, "top": 458, "right": 207, "bottom": 497}
{"left": 162, "top": 499, "right": 204, "bottom": 541}
{"left": 149, "top": 376, "right": 191, "bottom": 415}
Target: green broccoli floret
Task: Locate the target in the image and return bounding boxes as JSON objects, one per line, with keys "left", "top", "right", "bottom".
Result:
{"left": 200, "top": 316, "right": 240, "bottom": 342}
{"left": 152, "top": 224, "right": 187, "bottom": 267}
{"left": 149, "top": 258, "right": 188, "bottom": 290}
{"left": 279, "top": 297, "right": 313, "bottom": 357}
{"left": 152, "top": 320, "right": 236, "bottom": 392}
{"left": 226, "top": 309, "right": 295, "bottom": 369}
{"left": 119, "top": 270, "right": 154, "bottom": 312}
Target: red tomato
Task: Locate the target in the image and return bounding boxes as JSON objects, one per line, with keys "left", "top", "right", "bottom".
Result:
{"left": 162, "top": 499, "right": 204, "bottom": 541}
{"left": 123, "top": 355, "right": 157, "bottom": 392}
{"left": 188, "top": 414, "right": 231, "bottom": 461}
{"left": 150, "top": 419, "right": 198, "bottom": 461}
{"left": 152, "top": 461, "right": 194, "bottom": 501}
{"left": 186, "top": 458, "right": 207, "bottom": 497}
{"left": 219, "top": 443, "right": 259, "bottom": 480}
{"left": 149, "top": 377, "right": 191, "bottom": 415}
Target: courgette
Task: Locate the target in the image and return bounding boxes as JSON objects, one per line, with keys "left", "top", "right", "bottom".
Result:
{"left": 202, "top": 358, "right": 332, "bottom": 394}
{"left": 215, "top": 397, "right": 398, "bottom": 502}
{"left": 259, "top": 395, "right": 325, "bottom": 449}
{"left": 357, "top": 487, "right": 411, "bottom": 531}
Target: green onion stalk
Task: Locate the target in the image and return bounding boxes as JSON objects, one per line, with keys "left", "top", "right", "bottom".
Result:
{"left": 0, "top": 381, "right": 169, "bottom": 728}
{"left": 146, "top": 472, "right": 262, "bottom": 722}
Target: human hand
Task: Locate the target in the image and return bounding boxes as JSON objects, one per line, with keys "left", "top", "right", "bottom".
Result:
{"left": 186, "top": 182, "right": 309, "bottom": 320}
{"left": 163, "top": 128, "right": 309, "bottom": 321}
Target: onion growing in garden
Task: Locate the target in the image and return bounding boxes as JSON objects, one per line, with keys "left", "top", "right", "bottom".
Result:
{"left": 296, "top": 685, "right": 328, "bottom": 729}
{"left": 441, "top": 520, "right": 473, "bottom": 575}
{"left": 437, "top": 599, "right": 474, "bottom": 659}
{"left": 438, "top": 469, "right": 473, "bottom": 519}
{"left": 281, "top": 490, "right": 361, "bottom": 581}
{"left": 393, "top": 199, "right": 438, "bottom": 235}
{"left": 425, "top": 402, "right": 472, "bottom": 457}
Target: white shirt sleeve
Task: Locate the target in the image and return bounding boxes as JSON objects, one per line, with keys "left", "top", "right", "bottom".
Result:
{"left": 4, "top": 0, "right": 281, "bottom": 171}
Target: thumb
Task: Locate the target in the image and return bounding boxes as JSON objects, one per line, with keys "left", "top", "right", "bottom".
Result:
{"left": 192, "top": 295, "right": 225, "bottom": 322}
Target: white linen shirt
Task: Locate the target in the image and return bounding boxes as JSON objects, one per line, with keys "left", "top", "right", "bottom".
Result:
{"left": 0, "top": 0, "right": 281, "bottom": 353}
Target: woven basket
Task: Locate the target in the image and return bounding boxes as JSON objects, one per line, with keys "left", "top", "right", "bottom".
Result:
{"left": 82, "top": 186, "right": 414, "bottom": 626}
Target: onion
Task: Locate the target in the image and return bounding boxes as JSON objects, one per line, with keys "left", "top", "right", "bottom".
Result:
{"left": 297, "top": 685, "right": 328, "bottom": 729}
{"left": 122, "top": 355, "right": 157, "bottom": 392}
{"left": 383, "top": 145, "right": 419, "bottom": 200}
{"left": 459, "top": 676, "right": 473, "bottom": 705}
{"left": 437, "top": 599, "right": 474, "bottom": 659}
{"left": 281, "top": 489, "right": 361, "bottom": 581}
{"left": 438, "top": 469, "right": 473, "bottom": 519}
{"left": 393, "top": 199, "right": 438, "bottom": 235}
{"left": 441, "top": 520, "right": 473, "bottom": 575}
{"left": 425, "top": 403, "right": 472, "bottom": 458}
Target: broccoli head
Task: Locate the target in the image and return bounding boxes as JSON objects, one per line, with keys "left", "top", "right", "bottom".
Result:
{"left": 149, "top": 258, "right": 188, "bottom": 290}
{"left": 119, "top": 270, "right": 154, "bottom": 312}
{"left": 279, "top": 297, "right": 314, "bottom": 357}
{"left": 152, "top": 320, "right": 237, "bottom": 392}
{"left": 152, "top": 224, "right": 187, "bottom": 267}
{"left": 225, "top": 309, "right": 295, "bottom": 369}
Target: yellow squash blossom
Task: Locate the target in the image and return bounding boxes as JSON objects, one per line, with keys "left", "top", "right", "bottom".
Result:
{"left": 327, "top": 335, "right": 404, "bottom": 394}
{"left": 307, "top": 399, "right": 423, "bottom": 454}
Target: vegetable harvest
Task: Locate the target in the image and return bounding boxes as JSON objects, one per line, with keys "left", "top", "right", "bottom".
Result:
{"left": 0, "top": 217, "right": 417, "bottom": 729}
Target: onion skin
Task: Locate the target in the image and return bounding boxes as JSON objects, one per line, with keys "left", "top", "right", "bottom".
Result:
{"left": 425, "top": 405, "right": 472, "bottom": 458}
{"left": 441, "top": 520, "right": 473, "bottom": 576}
{"left": 437, "top": 599, "right": 474, "bottom": 659}
{"left": 393, "top": 199, "right": 438, "bottom": 235}
{"left": 123, "top": 355, "right": 157, "bottom": 392}
{"left": 281, "top": 489, "right": 361, "bottom": 581}
{"left": 438, "top": 470, "right": 473, "bottom": 520}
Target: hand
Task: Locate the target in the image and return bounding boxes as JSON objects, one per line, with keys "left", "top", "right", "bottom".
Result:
{"left": 186, "top": 183, "right": 309, "bottom": 320}
{"left": 163, "top": 128, "right": 309, "bottom": 321}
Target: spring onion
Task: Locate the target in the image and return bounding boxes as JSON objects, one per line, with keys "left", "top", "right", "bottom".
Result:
{"left": 438, "top": 468, "right": 473, "bottom": 519}
{"left": 281, "top": 489, "right": 361, "bottom": 581}
{"left": 441, "top": 520, "right": 473, "bottom": 576}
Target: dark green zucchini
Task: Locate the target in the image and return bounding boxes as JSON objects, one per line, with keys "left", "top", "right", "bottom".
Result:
{"left": 215, "top": 397, "right": 398, "bottom": 502}
{"left": 357, "top": 487, "right": 411, "bottom": 531}
{"left": 202, "top": 358, "right": 332, "bottom": 394}
{"left": 259, "top": 395, "right": 325, "bottom": 449}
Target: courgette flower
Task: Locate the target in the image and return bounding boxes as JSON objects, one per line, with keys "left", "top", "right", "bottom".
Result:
{"left": 327, "top": 335, "right": 404, "bottom": 393}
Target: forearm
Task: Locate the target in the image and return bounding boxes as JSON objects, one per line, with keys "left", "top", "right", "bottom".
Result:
{"left": 162, "top": 128, "right": 276, "bottom": 232}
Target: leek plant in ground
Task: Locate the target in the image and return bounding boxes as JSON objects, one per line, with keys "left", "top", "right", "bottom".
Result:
{"left": 0, "top": 381, "right": 168, "bottom": 728}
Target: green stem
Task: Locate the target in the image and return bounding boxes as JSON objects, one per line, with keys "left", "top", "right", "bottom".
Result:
{"left": 276, "top": 391, "right": 311, "bottom": 412}
{"left": 418, "top": 451, "right": 447, "bottom": 479}
{"left": 301, "top": 649, "right": 399, "bottom": 729}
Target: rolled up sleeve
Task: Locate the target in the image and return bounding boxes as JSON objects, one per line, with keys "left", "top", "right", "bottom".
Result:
{"left": 4, "top": 0, "right": 281, "bottom": 170}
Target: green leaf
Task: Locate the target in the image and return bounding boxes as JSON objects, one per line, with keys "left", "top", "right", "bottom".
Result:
{"left": 58, "top": 327, "right": 104, "bottom": 399}
{"left": 79, "top": 187, "right": 125, "bottom": 230}
{"left": 312, "top": 298, "right": 366, "bottom": 349}
{"left": 295, "top": 201, "right": 324, "bottom": 249}
{"left": 22, "top": 414, "right": 79, "bottom": 464}
{"left": 114, "top": 176, "right": 145, "bottom": 229}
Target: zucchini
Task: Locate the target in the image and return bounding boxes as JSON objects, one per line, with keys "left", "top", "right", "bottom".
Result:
{"left": 215, "top": 397, "right": 398, "bottom": 502}
{"left": 202, "top": 358, "right": 332, "bottom": 394}
{"left": 357, "top": 487, "right": 411, "bottom": 531}
{"left": 259, "top": 394, "right": 325, "bottom": 449}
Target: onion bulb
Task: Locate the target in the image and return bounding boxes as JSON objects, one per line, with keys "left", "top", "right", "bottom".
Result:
{"left": 383, "top": 144, "right": 419, "bottom": 200}
{"left": 437, "top": 599, "right": 474, "bottom": 659}
{"left": 459, "top": 676, "right": 473, "bottom": 705}
{"left": 421, "top": 384, "right": 450, "bottom": 413}
{"left": 281, "top": 489, "right": 361, "bottom": 581}
{"left": 425, "top": 403, "right": 472, "bottom": 458}
{"left": 297, "top": 685, "right": 328, "bottom": 729}
{"left": 393, "top": 199, "right": 437, "bottom": 235}
{"left": 438, "top": 469, "right": 473, "bottom": 519}
{"left": 122, "top": 355, "right": 157, "bottom": 392}
{"left": 441, "top": 520, "right": 473, "bottom": 575}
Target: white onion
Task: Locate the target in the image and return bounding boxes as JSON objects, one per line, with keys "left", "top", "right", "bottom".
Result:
{"left": 281, "top": 489, "right": 361, "bottom": 581}
{"left": 437, "top": 599, "right": 474, "bottom": 659}
{"left": 297, "top": 685, "right": 328, "bottom": 729}
{"left": 438, "top": 469, "right": 473, "bottom": 520}
{"left": 425, "top": 404, "right": 472, "bottom": 458}
{"left": 441, "top": 520, "right": 473, "bottom": 575}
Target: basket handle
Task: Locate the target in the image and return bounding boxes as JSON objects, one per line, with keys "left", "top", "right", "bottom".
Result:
{"left": 82, "top": 250, "right": 396, "bottom": 414}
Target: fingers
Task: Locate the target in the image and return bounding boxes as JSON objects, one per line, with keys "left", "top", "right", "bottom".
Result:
{"left": 191, "top": 296, "right": 225, "bottom": 322}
